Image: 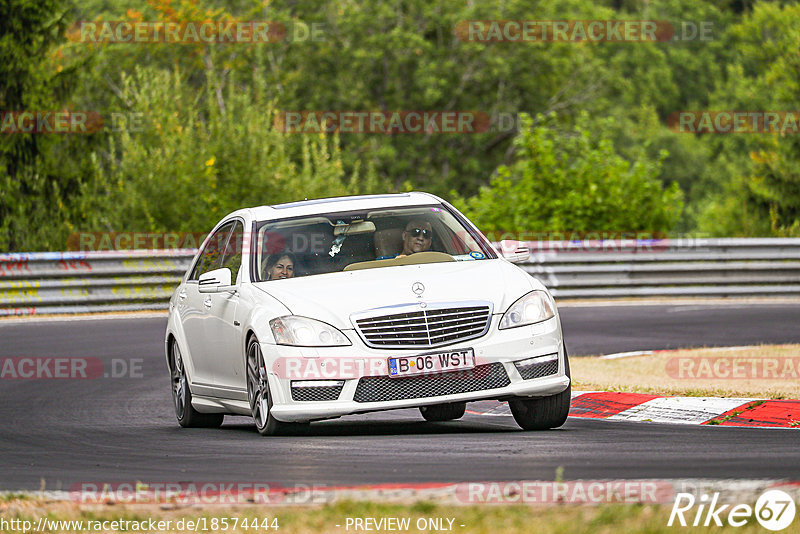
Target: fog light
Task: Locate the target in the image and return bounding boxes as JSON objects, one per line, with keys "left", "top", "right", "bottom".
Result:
{"left": 514, "top": 353, "right": 559, "bottom": 381}
{"left": 515, "top": 353, "right": 558, "bottom": 368}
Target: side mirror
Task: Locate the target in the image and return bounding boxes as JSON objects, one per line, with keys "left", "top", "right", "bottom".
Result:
{"left": 498, "top": 240, "right": 530, "bottom": 264}
{"left": 198, "top": 267, "right": 234, "bottom": 293}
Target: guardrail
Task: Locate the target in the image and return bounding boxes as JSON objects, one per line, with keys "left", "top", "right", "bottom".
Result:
{"left": 0, "top": 250, "right": 195, "bottom": 316}
{"left": 1, "top": 238, "right": 799, "bottom": 315}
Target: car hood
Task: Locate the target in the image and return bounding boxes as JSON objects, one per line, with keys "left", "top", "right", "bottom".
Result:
{"left": 252, "top": 259, "right": 540, "bottom": 330}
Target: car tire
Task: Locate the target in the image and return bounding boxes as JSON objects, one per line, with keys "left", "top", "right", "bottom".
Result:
{"left": 246, "top": 336, "right": 309, "bottom": 436}
{"left": 419, "top": 402, "right": 467, "bottom": 422}
{"left": 170, "top": 339, "right": 224, "bottom": 428}
{"left": 509, "top": 346, "right": 571, "bottom": 431}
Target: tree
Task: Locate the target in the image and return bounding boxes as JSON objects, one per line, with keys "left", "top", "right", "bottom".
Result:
{"left": 695, "top": 3, "right": 800, "bottom": 236}
{"left": 0, "top": 0, "right": 90, "bottom": 251}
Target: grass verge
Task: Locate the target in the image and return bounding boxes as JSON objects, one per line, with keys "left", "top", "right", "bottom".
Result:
{"left": 571, "top": 344, "right": 800, "bottom": 399}
{"left": 0, "top": 498, "right": 776, "bottom": 533}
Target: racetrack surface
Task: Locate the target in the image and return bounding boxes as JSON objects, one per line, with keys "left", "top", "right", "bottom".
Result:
{"left": 1, "top": 303, "right": 799, "bottom": 491}
{"left": 560, "top": 302, "right": 800, "bottom": 356}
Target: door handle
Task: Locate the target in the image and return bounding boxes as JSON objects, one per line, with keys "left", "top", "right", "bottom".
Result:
{"left": 178, "top": 289, "right": 187, "bottom": 300}
{"left": 203, "top": 296, "right": 212, "bottom": 309}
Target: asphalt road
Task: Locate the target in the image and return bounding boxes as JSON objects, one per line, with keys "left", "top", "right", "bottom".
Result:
{"left": 560, "top": 302, "right": 800, "bottom": 355}
{"left": 1, "top": 303, "right": 799, "bottom": 491}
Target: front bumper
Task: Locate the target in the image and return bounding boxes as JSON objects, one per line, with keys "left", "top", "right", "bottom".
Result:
{"left": 263, "top": 315, "right": 569, "bottom": 423}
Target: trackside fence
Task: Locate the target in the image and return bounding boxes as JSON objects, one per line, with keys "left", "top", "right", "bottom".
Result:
{"left": 522, "top": 237, "right": 800, "bottom": 299}
{"left": 1, "top": 238, "right": 799, "bottom": 316}
{"left": 0, "top": 250, "right": 195, "bottom": 316}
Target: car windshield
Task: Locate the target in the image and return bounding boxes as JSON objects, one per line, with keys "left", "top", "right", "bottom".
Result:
{"left": 252, "top": 204, "right": 495, "bottom": 281}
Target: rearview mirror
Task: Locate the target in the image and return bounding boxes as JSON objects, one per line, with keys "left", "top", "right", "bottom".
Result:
{"left": 198, "top": 267, "right": 234, "bottom": 293}
{"left": 333, "top": 221, "right": 376, "bottom": 236}
{"left": 498, "top": 240, "right": 530, "bottom": 264}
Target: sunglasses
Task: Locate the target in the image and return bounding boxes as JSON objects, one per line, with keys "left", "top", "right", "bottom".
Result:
{"left": 407, "top": 228, "right": 431, "bottom": 238}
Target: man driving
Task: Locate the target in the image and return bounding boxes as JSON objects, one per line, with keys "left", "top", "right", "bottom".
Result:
{"left": 397, "top": 219, "right": 433, "bottom": 257}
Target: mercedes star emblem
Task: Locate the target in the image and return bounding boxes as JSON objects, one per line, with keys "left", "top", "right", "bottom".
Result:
{"left": 412, "top": 282, "right": 425, "bottom": 296}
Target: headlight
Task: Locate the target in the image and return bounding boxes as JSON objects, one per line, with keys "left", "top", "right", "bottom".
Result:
{"left": 269, "top": 316, "right": 351, "bottom": 347}
{"left": 498, "top": 290, "right": 555, "bottom": 329}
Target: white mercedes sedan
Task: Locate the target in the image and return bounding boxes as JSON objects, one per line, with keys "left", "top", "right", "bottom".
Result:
{"left": 165, "top": 192, "right": 571, "bottom": 435}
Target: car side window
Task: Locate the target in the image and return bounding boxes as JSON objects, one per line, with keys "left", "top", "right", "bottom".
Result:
{"left": 221, "top": 221, "right": 244, "bottom": 284}
{"left": 189, "top": 222, "right": 235, "bottom": 281}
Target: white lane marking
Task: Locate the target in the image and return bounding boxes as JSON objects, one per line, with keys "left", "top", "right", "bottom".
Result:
{"left": 599, "top": 346, "right": 766, "bottom": 359}
{"left": 608, "top": 397, "right": 755, "bottom": 425}
{"left": 700, "top": 345, "right": 762, "bottom": 353}
{"left": 600, "top": 350, "right": 654, "bottom": 360}
{"left": 667, "top": 305, "right": 752, "bottom": 313}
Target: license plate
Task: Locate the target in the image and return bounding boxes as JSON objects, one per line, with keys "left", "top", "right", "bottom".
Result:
{"left": 388, "top": 348, "right": 475, "bottom": 378}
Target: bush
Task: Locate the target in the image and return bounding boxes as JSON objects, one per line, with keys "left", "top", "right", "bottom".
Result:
{"left": 454, "top": 113, "right": 683, "bottom": 234}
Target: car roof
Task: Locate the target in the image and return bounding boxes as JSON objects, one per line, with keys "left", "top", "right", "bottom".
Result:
{"left": 247, "top": 192, "right": 443, "bottom": 221}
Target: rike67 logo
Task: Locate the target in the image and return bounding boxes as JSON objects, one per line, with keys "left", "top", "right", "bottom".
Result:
{"left": 668, "top": 490, "right": 796, "bottom": 530}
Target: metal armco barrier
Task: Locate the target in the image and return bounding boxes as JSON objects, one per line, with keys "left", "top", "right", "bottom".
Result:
{"left": 0, "top": 250, "right": 195, "bottom": 316}
{"left": 1, "top": 238, "right": 799, "bottom": 316}
{"left": 522, "top": 237, "right": 800, "bottom": 298}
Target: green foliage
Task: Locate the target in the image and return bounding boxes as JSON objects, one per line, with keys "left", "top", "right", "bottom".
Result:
{"left": 454, "top": 114, "right": 683, "bottom": 233}
{"left": 87, "top": 64, "right": 380, "bottom": 234}
{"left": 3, "top": 0, "right": 799, "bottom": 250}
{"left": 263, "top": 0, "right": 620, "bottom": 194}
{"left": 695, "top": 3, "right": 800, "bottom": 236}
{"left": 0, "top": 0, "right": 92, "bottom": 251}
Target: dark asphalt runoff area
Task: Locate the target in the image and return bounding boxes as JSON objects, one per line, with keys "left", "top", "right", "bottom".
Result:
{"left": 0, "top": 303, "right": 799, "bottom": 491}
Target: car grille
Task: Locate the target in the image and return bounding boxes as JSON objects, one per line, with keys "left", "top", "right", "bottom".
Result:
{"left": 353, "top": 363, "right": 509, "bottom": 403}
{"left": 352, "top": 301, "right": 493, "bottom": 349}
{"left": 291, "top": 385, "right": 344, "bottom": 402}
{"left": 515, "top": 355, "right": 559, "bottom": 380}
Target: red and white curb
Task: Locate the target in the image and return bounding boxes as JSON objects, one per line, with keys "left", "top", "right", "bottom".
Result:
{"left": 467, "top": 392, "right": 800, "bottom": 428}
{"left": 569, "top": 392, "right": 800, "bottom": 427}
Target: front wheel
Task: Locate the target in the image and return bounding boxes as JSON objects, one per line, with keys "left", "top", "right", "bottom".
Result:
{"left": 509, "top": 347, "right": 571, "bottom": 430}
{"left": 246, "top": 336, "right": 308, "bottom": 436}
{"left": 170, "top": 340, "right": 224, "bottom": 428}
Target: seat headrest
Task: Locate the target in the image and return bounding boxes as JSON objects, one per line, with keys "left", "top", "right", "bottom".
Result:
{"left": 374, "top": 228, "right": 404, "bottom": 258}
